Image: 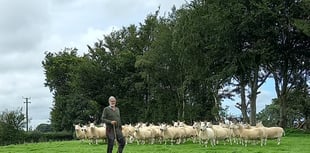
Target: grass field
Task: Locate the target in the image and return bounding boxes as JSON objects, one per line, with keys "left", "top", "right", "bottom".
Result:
{"left": 1, "top": 134, "right": 309, "bottom": 153}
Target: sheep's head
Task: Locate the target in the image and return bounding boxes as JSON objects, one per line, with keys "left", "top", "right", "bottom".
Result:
{"left": 74, "top": 124, "right": 81, "bottom": 130}
{"left": 159, "top": 123, "right": 167, "bottom": 131}
{"left": 200, "top": 122, "right": 207, "bottom": 131}
{"left": 206, "top": 122, "right": 213, "bottom": 128}
{"left": 192, "top": 121, "right": 200, "bottom": 129}
{"left": 81, "top": 126, "right": 88, "bottom": 132}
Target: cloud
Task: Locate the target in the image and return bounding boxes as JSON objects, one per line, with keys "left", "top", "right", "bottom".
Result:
{"left": 0, "top": 0, "right": 184, "bottom": 129}
{"left": 0, "top": 0, "right": 49, "bottom": 52}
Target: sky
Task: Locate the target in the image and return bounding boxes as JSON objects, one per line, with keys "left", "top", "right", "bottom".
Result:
{"left": 0, "top": 0, "right": 276, "bottom": 130}
{"left": 222, "top": 79, "right": 276, "bottom": 118}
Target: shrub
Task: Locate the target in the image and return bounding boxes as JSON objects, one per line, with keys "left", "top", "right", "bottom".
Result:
{"left": 24, "top": 131, "right": 73, "bottom": 143}
{"left": 0, "top": 121, "right": 25, "bottom": 146}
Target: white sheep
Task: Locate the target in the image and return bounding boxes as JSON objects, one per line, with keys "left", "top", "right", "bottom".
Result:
{"left": 134, "top": 123, "right": 155, "bottom": 144}
{"left": 122, "top": 124, "right": 135, "bottom": 144}
{"left": 234, "top": 123, "right": 266, "bottom": 147}
{"left": 206, "top": 122, "right": 231, "bottom": 145}
{"left": 159, "top": 123, "right": 182, "bottom": 145}
{"left": 73, "top": 124, "right": 86, "bottom": 142}
{"left": 198, "top": 121, "right": 215, "bottom": 147}
{"left": 178, "top": 121, "right": 197, "bottom": 143}
{"left": 148, "top": 124, "right": 163, "bottom": 144}
{"left": 229, "top": 122, "right": 242, "bottom": 145}
{"left": 81, "top": 125, "right": 95, "bottom": 144}
{"left": 256, "top": 122, "right": 285, "bottom": 145}
{"left": 89, "top": 123, "right": 106, "bottom": 144}
{"left": 192, "top": 121, "right": 201, "bottom": 143}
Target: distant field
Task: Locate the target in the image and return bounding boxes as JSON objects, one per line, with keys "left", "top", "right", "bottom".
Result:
{"left": 1, "top": 134, "right": 310, "bottom": 153}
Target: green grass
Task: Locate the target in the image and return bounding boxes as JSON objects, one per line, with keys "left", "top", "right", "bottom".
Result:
{"left": 1, "top": 134, "right": 310, "bottom": 153}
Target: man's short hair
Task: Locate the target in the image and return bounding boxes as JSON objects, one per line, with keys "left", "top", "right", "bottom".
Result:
{"left": 109, "top": 96, "right": 116, "bottom": 101}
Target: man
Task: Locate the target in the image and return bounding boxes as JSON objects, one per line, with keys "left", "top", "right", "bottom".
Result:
{"left": 101, "top": 96, "right": 126, "bottom": 153}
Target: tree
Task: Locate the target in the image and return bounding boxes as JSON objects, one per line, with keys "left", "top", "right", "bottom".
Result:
{"left": 257, "top": 99, "right": 280, "bottom": 127}
{"left": 35, "top": 123, "right": 52, "bottom": 133}
{"left": 42, "top": 0, "right": 309, "bottom": 130}
{"left": 286, "top": 88, "right": 310, "bottom": 129}
{"left": 171, "top": 0, "right": 228, "bottom": 122}
{"left": 0, "top": 121, "right": 24, "bottom": 146}
{"left": 0, "top": 108, "right": 25, "bottom": 130}
{"left": 257, "top": 0, "right": 310, "bottom": 127}
{"left": 0, "top": 108, "right": 25, "bottom": 145}
{"left": 258, "top": 87, "right": 310, "bottom": 128}
{"left": 42, "top": 48, "right": 86, "bottom": 131}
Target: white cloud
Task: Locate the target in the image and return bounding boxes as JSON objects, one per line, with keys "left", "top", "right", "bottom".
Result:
{"left": 0, "top": 0, "right": 184, "bottom": 129}
{"left": 0, "top": 0, "right": 49, "bottom": 52}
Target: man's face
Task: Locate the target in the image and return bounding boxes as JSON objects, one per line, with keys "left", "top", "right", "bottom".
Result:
{"left": 109, "top": 98, "right": 116, "bottom": 107}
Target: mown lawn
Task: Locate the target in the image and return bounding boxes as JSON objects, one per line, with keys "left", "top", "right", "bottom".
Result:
{"left": 1, "top": 134, "right": 309, "bottom": 153}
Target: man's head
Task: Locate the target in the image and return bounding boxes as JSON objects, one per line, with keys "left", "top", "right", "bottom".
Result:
{"left": 108, "top": 96, "right": 116, "bottom": 107}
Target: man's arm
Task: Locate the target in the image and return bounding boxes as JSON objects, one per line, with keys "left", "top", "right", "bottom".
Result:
{"left": 101, "top": 108, "right": 111, "bottom": 124}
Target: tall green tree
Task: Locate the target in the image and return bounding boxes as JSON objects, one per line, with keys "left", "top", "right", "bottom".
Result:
{"left": 136, "top": 9, "right": 185, "bottom": 122}
{"left": 42, "top": 0, "right": 309, "bottom": 131}
{"left": 257, "top": 0, "right": 310, "bottom": 127}
{"left": 172, "top": 0, "right": 226, "bottom": 121}
{"left": 173, "top": 0, "right": 272, "bottom": 124}
{"left": 42, "top": 48, "right": 87, "bottom": 131}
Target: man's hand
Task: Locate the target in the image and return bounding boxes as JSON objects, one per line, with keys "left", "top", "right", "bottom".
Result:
{"left": 111, "top": 121, "right": 117, "bottom": 125}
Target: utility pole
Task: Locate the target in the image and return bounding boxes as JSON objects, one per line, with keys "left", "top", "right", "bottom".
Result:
{"left": 23, "top": 97, "right": 31, "bottom": 132}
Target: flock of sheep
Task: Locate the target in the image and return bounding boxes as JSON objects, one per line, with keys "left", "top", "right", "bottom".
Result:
{"left": 74, "top": 120, "right": 285, "bottom": 147}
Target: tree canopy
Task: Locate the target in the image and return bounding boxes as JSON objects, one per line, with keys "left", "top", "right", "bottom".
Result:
{"left": 42, "top": 0, "right": 310, "bottom": 131}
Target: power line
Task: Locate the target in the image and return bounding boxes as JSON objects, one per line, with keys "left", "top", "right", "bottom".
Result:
{"left": 23, "top": 97, "right": 31, "bottom": 132}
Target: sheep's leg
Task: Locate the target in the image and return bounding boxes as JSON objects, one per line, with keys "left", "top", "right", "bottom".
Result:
{"left": 204, "top": 140, "right": 208, "bottom": 148}
{"left": 208, "top": 139, "right": 212, "bottom": 147}
{"left": 136, "top": 139, "right": 140, "bottom": 145}
{"left": 151, "top": 138, "right": 155, "bottom": 144}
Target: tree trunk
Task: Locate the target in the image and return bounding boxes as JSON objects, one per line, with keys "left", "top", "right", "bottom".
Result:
{"left": 249, "top": 92, "right": 257, "bottom": 126}
{"left": 305, "top": 116, "right": 310, "bottom": 130}
{"left": 240, "top": 83, "right": 249, "bottom": 123}
{"left": 273, "top": 67, "right": 289, "bottom": 128}
{"left": 249, "top": 69, "right": 259, "bottom": 126}
{"left": 182, "top": 96, "right": 185, "bottom": 120}
{"left": 279, "top": 95, "right": 288, "bottom": 127}
{"left": 213, "top": 94, "right": 220, "bottom": 122}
